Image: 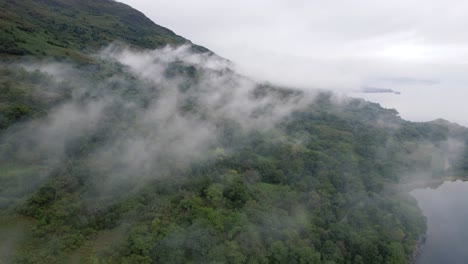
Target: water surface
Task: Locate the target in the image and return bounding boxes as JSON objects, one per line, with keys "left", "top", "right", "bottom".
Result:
{"left": 411, "top": 180, "right": 468, "bottom": 264}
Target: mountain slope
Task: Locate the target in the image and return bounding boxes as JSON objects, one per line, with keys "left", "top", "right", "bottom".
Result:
{"left": 0, "top": 0, "right": 207, "bottom": 60}
{"left": 0, "top": 1, "right": 467, "bottom": 264}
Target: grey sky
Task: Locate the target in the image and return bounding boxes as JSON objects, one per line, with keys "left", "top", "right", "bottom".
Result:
{"left": 119, "top": 0, "right": 468, "bottom": 126}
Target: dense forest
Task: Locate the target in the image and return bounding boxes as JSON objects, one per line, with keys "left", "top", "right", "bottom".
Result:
{"left": 1, "top": 0, "right": 467, "bottom": 263}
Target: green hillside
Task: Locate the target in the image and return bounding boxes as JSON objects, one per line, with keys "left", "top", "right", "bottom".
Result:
{"left": 0, "top": 0, "right": 207, "bottom": 61}
{"left": 0, "top": 1, "right": 467, "bottom": 264}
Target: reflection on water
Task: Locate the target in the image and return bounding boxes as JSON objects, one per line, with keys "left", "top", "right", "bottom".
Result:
{"left": 411, "top": 180, "right": 468, "bottom": 264}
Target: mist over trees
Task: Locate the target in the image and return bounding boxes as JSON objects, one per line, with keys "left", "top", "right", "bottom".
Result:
{"left": 0, "top": 0, "right": 468, "bottom": 263}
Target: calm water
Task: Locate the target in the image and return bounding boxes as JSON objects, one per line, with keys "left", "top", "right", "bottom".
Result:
{"left": 411, "top": 181, "right": 468, "bottom": 264}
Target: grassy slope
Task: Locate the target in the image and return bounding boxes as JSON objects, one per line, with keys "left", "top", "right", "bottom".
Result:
{"left": 0, "top": 0, "right": 207, "bottom": 61}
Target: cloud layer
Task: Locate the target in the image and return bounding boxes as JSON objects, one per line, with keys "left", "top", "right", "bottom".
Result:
{"left": 120, "top": 0, "right": 468, "bottom": 126}
{"left": 0, "top": 45, "right": 310, "bottom": 206}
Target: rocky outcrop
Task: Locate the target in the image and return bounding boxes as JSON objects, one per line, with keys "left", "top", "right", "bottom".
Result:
{"left": 410, "top": 235, "right": 426, "bottom": 264}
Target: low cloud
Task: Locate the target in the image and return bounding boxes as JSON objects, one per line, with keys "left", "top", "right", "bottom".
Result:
{"left": 120, "top": 0, "right": 468, "bottom": 126}
{"left": 0, "top": 44, "right": 313, "bottom": 204}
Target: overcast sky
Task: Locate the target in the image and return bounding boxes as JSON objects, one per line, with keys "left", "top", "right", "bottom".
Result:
{"left": 119, "top": 0, "right": 468, "bottom": 126}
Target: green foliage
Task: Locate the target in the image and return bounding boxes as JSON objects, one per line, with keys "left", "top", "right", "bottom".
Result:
{"left": 0, "top": 0, "right": 207, "bottom": 61}
{"left": 0, "top": 0, "right": 467, "bottom": 263}
{"left": 0, "top": 67, "right": 61, "bottom": 129}
{"left": 2, "top": 66, "right": 464, "bottom": 263}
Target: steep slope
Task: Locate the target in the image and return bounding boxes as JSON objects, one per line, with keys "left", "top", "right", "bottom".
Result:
{"left": 0, "top": 0, "right": 207, "bottom": 60}
{"left": 0, "top": 0, "right": 211, "bottom": 130}
{"left": 0, "top": 1, "right": 467, "bottom": 264}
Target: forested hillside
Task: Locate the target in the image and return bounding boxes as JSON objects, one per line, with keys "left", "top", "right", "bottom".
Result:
{"left": 0, "top": 1, "right": 467, "bottom": 263}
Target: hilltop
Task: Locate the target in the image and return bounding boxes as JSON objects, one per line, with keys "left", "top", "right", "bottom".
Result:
{"left": 0, "top": 0, "right": 207, "bottom": 61}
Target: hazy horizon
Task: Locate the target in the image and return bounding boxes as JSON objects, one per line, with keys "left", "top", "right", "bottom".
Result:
{"left": 120, "top": 0, "right": 468, "bottom": 126}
